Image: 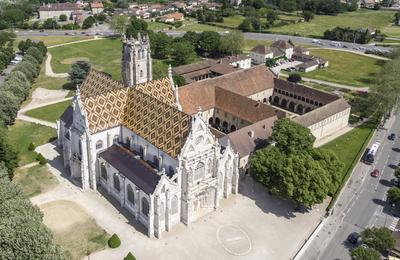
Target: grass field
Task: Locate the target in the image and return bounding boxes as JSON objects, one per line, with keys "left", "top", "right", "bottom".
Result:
{"left": 13, "top": 164, "right": 58, "bottom": 197}
{"left": 268, "top": 10, "right": 399, "bottom": 37}
{"left": 26, "top": 100, "right": 71, "bottom": 123}
{"left": 16, "top": 36, "right": 93, "bottom": 48}
{"left": 49, "top": 38, "right": 122, "bottom": 80}
{"left": 322, "top": 121, "right": 376, "bottom": 210}
{"left": 40, "top": 200, "right": 109, "bottom": 260}
{"left": 214, "top": 15, "right": 245, "bottom": 28}
{"left": 148, "top": 21, "right": 171, "bottom": 31}
{"left": 7, "top": 120, "right": 57, "bottom": 166}
{"left": 178, "top": 20, "right": 227, "bottom": 32}
{"left": 299, "top": 49, "right": 384, "bottom": 87}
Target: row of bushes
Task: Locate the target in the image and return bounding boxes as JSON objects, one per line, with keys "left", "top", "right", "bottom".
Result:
{"left": 0, "top": 40, "right": 47, "bottom": 126}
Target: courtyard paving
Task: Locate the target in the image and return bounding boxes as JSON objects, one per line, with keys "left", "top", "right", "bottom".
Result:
{"left": 33, "top": 142, "right": 326, "bottom": 260}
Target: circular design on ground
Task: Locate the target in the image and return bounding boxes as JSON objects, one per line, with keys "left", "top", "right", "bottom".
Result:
{"left": 217, "top": 225, "right": 252, "bottom": 256}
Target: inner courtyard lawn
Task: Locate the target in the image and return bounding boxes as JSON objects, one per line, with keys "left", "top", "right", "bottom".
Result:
{"left": 268, "top": 10, "right": 399, "bottom": 37}
{"left": 49, "top": 38, "right": 123, "bottom": 80}
{"left": 7, "top": 120, "right": 57, "bottom": 166}
{"left": 13, "top": 164, "right": 58, "bottom": 197}
{"left": 25, "top": 100, "right": 71, "bottom": 123}
{"left": 40, "top": 200, "right": 109, "bottom": 260}
{"left": 298, "top": 49, "right": 384, "bottom": 87}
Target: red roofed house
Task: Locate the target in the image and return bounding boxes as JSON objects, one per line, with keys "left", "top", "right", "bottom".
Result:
{"left": 39, "top": 3, "right": 81, "bottom": 20}
{"left": 160, "top": 12, "right": 184, "bottom": 23}
{"left": 91, "top": 1, "right": 104, "bottom": 15}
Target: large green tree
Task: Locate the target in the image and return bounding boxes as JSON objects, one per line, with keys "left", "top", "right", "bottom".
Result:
{"left": 125, "top": 18, "right": 148, "bottom": 38}
{"left": 350, "top": 246, "right": 380, "bottom": 260}
{"left": 109, "top": 14, "right": 129, "bottom": 36}
{"left": 26, "top": 46, "right": 44, "bottom": 64}
{"left": 198, "top": 31, "right": 221, "bottom": 55}
{"left": 0, "top": 128, "right": 18, "bottom": 179}
{"left": 0, "top": 90, "right": 20, "bottom": 126}
{"left": 68, "top": 60, "right": 91, "bottom": 86}
{"left": 150, "top": 32, "right": 172, "bottom": 59}
{"left": 361, "top": 227, "right": 396, "bottom": 253}
{"left": 387, "top": 187, "right": 400, "bottom": 203}
{"left": 172, "top": 41, "right": 197, "bottom": 65}
{"left": 219, "top": 31, "right": 244, "bottom": 55}
{"left": 250, "top": 118, "right": 344, "bottom": 207}
{"left": 0, "top": 164, "right": 65, "bottom": 259}
{"left": 271, "top": 118, "right": 315, "bottom": 155}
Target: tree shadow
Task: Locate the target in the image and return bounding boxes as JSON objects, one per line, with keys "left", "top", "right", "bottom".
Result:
{"left": 393, "top": 148, "right": 400, "bottom": 153}
{"left": 62, "top": 82, "right": 75, "bottom": 91}
{"left": 389, "top": 164, "right": 398, "bottom": 170}
{"left": 379, "top": 178, "right": 393, "bottom": 187}
{"left": 238, "top": 175, "right": 300, "bottom": 219}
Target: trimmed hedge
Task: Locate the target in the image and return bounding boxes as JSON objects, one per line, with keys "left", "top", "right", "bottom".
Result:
{"left": 36, "top": 153, "right": 47, "bottom": 165}
{"left": 124, "top": 252, "right": 136, "bottom": 260}
{"left": 28, "top": 142, "right": 35, "bottom": 151}
{"left": 108, "top": 233, "right": 121, "bottom": 248}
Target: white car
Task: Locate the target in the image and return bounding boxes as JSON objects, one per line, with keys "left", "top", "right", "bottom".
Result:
{"left": 312, "top": 39, "right": 321, "bottom": 44}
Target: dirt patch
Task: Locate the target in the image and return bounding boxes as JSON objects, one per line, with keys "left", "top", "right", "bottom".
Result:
{"left": 40, "top": 200, "right": 108, "bottom": 260}
{"left": 61, "top": 57, "right": 90, "bottom": 64}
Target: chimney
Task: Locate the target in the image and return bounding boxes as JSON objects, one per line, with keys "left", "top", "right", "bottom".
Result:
{"left": 248, "top": 130, "right": 254, "bottom": 138}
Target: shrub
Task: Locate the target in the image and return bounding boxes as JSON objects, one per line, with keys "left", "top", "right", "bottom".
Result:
{"left": 28, "top": 142, "right": 35, "bottom": 151}
{"left": 288, "top": 73, "right": 302, "bottom": 83}
{"left": 124, "top": 252, "right": 136, "bottom": 260}
{"left": 36, "top": 153, "right": 47, "bottom": 165}
{"left": 108, "top": 234, "right": 121, "bottom": 248}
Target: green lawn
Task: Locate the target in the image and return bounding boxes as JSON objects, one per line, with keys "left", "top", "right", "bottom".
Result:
{"left": 49, "top": 38, "right": 123, "bottom": 80}
{"left": 13, "top": 164, "right": 58, "bottom": 197}
{"left": 25, "top": 100, "right": 71, "bottom": 123}
{"left": 268, "top": 10, "right": 399, "bottom": 37}
{"left": 178, "top": 20, "right": 227, "bottom": 32}
{"left": 299, "top": 49, "right": 384, "bottom": 87}
{"left": 16, "top": 36, "right": 93, "bottom": 49}
{"left": 214, "top": 15, "right": 245, "bottom": 28}
{"left": 7, "top": 120, "right": 57, "bottom": 166}
{"left": 148, "top": 21, "right": 171, "bottom": 31}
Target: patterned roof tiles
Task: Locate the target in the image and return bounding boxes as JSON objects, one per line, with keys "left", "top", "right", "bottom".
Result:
{"left": 80, "top": 70, "right": 190, "bottom": 158}
{"left": 80, "top": 70, "right": 125, "bottom": 100}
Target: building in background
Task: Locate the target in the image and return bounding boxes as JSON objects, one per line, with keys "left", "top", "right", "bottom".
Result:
{"left": 38, "top": 3, "right": 81, "bottom": 20}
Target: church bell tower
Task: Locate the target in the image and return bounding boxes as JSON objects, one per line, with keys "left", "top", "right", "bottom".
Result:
{"left": 122, "top": 33, "right": 152, "bottom": 87}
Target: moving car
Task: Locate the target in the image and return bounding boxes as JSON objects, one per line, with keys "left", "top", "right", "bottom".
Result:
{"left": 347, "top": 232, "right": 362, "bottom": 244}
{"left": 371, "top": 169, "right": 380, "bottom": 177}
{"left": 389, "top": 133, "right": 396, "bottom": 140}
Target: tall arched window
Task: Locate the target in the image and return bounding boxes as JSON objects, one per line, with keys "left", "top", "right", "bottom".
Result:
{"left": 126, "top": 137, "right": 131, "bottom": 148}
{"left": 140, "top": 70, "right": 143, "bottom": 78}
{"left": 127, "top": 184, "right": 135, "bottom": 205}
{"left": 113, "top": 135, "right": 119, "bottom": 144}
{"left": 101, "top": 164, "right": 107, "bottom": 180}
{"left": 96, "top": 140, "right": 103, "bottom": 150}
{"left": 153, "top": 156, "right": 159, "bottom": 168}
{"left": 142, "top": 197, "right": 149, "bottom": 216}
{"left": 113, "top": 173, "right": 120, "bottom": 192}
{"left": 194, "top": 162, "right": 205, "bottom": 182}
{"left": 171, "top": 195, "right": 178, "bottom": 214}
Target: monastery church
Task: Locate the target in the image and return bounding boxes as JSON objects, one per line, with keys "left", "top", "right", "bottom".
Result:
{"left": 57, "top": 34, "right": 350, "bottom": 238}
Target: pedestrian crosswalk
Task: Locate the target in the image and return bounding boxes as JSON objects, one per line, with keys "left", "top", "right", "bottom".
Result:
{"left": 389, "top": 218, "right": 398, "bottom": 231}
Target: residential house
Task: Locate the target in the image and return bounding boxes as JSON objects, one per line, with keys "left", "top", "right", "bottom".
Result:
{"left": 90, "top": 1, "right": 104, "bottom": 15}
{"left": 38, "top": 3, "right": 81, "bottom": 20}
{"left": 160, "top": 12, "right": 184, "bottom": 23}
{"left": 250, "top": 45, "right": 274, "bottom": 65}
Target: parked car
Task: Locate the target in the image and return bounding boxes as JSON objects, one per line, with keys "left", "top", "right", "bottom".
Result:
{"left": 371, "top": 169, "right": 380, "bottom": 177}
{"left": 389, "top": 133, "right": 396, "bottom": 140}
{"left": 347, "top": 232, "right": 362, "bottom": 244}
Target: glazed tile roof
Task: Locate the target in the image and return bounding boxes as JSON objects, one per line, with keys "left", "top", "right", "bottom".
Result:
{"left": 79, "top": 70, "right": 125, "bottom": 100}
{"left": 80, "top": 70, "right": 191, "bottom": 158}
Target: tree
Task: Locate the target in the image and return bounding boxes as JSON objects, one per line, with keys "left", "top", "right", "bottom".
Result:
{"left": 149, "top": 32, "right": 172, "bottom": 59}
{"left": 108, "top": 234, "right": 121, "bottom": 248}
{"left": 124, "top": 252, "right": 136, "bottom": 260}
{"left": 172, "top": 41, "right": 197, "bottom": 65}
{"left": 68, "top": 61, "right": 91, "bottom": 86}
{"left": 22, "top": 54, "right": 40, "bottom": 70}
{"left": 13, "top": 62, "right": 35, "bottom": 82}
{"left": 312, "top": 149, "right": 344, "bottom": 194}
{"left": 361, "top": 227, "right": 396, "bottom": 253}
{"left": 395, "top": 168, "right": 400, "bottom": 180}
{"left": 266, "top": 10, "right": 278, "bottom": 25}
{"left": 303, "top": 10, "right": 314, "bottom": 22}
{"left": 109, "top": 15, "right": 129, "bottom": 36}
{"left": 388, "top": 187, "right": 400, "bottom": 203}
{"left": 238, "top": 18, "right": 252, "bottom": 32}
{"left": 42, "top": 18, "right": 59, "bottom": 30}
{"left": 350, "top": 246, "right": 380, "bottom": 260}
{"left": 172, "top": 74, "right": 186, "bottom": 87}
{"left": 265, "top": 58, "right": 277, "bottom": 67}
{"left": 271, "top": 118, "right": 315, "bottom": 154}
{"left": 198, "top": 31, "right": 221, "bottom": 55}
{"left": 288, "top": 73, "right": 302, "bottom": 83}
{"left": 182, "top": 31, "right": 200, "bottom": 48}
{"left": 26, "top": 46, "right": 44, "bottom": 64}
{"left": 0, "top": 128, "right": 18, "bottom": 179}
{"left": 82, "top": 16, "right": 96, "bottom": 29}
{"left": 59, "top": 14, "right": 67, "bottom": 22}
{"left": 219, "top": 31, "right": 244, "bottom": 55}
{"left": 125, "top": 18, "right": 148, "bottom": 38}
{"left": 0, "top": 169, "right": 65, "bottom": 259}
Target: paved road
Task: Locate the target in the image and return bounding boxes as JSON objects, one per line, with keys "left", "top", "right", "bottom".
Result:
{"left": 301, "top": 113, "right": 400, "bottom": 260}
{"left": 14, "top": 30, "right": 391, "bottom": 54}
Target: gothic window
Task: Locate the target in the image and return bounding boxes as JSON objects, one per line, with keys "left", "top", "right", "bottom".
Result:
{"left": 168, "top": 166, "right": 175, "bottom": 176}
{"left": 125, "top": 137, "right": 131, "bottom": 148}
{"left": 142, "top": 197, "right": 149, "bottom": 216}
{"left": 194, "top": 162, "right": 205, "bottom": 182}
{"left": 78, "top": 140, "right": 82, "bottom": 155}
{"left": 101, "top": 164, "right": 107, "bottom": 180}
{"left": 127, "top": 184, "right": 135, "bottom": 205}
{"left": 96, "top": 140, "right": 103, "bottom": 150}
{"left": 171, "top": 195, "right": 178, "bottom": 214}
{"left": 139, "top": 145, "right": 144, "bottom": 157}
{"left": 140, "top": 70, "right": 143, "bottom": 78}
{"left": 113, "top": 173, "right": 120, "bottom": 192}
{"left": 113, "top": 135, "right": 119, "bottom": 144}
